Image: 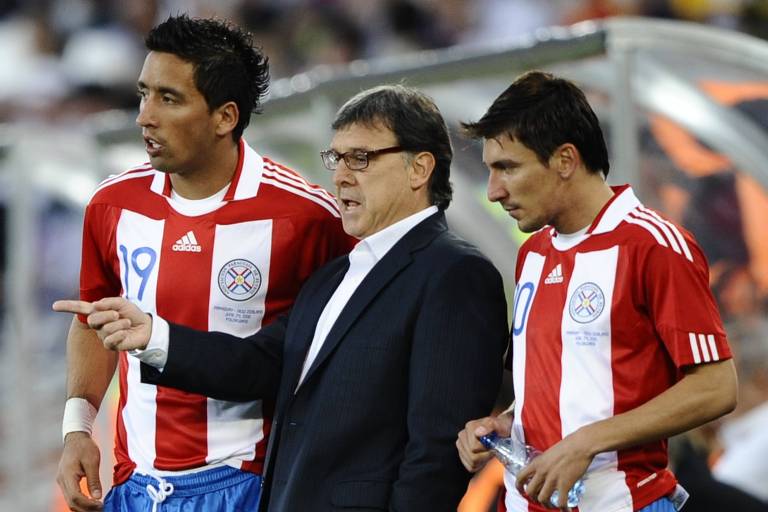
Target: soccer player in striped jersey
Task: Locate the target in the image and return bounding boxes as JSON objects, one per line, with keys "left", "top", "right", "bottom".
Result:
{"left": 57, "top": 15, "right": 352, "bottom": 512}
{"left": 456, "top": 71, "right": 738, "bottom": 512}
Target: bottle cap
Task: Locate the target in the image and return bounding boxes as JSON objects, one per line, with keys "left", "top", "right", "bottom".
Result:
{"left": 478, "top": 432, "right": 499, "bottom": 449}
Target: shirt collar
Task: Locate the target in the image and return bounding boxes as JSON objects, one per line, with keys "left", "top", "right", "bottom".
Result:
{"left": 353, "top": 205, "right": 439, "bottom": 262}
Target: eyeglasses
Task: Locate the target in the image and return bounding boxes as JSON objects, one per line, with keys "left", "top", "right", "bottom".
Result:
{"left": 320, "top": 146, "right": 405, "bottom": 171}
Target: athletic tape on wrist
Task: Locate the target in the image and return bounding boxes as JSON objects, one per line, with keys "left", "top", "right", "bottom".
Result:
{"left": 62, "top": 397, "right": 98, "bottom": 443}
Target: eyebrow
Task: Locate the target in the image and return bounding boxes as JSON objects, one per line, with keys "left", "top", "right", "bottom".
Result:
{"left": 330, "top": 146, "right": 371, "bottom": 153}
{"left": 487, "top": 159, "right": 519, "bottom": 170}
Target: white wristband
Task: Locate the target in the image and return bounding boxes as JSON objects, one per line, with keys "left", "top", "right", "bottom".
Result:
{"left": 62, "top": 397, "right": 98, "bottom": 443}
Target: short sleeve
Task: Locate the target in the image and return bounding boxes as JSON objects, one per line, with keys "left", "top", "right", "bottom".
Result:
{"left": 643, "top": 230, "right": 732, "bottom": 368}
{"left": 78, "top": 203, "right": 121, "bottom": 322}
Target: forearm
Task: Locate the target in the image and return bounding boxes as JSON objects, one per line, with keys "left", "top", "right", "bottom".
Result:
{"left": 141, "top": 320, "right": 285, "bottom": 402}
{"left": 575, "top": 359, "right": 737, "bottom": 457}
{"left": 66, "top": 317, "right": 118, "bottom": 408}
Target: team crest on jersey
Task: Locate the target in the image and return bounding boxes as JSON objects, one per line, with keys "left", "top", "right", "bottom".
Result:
{"left": 568, "top": 282, "right": 606, "bottom": 323}
{"left": 218, "top": 259, "right": 262, "bottom": 301}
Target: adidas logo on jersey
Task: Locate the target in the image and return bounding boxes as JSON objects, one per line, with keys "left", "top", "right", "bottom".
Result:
{"left": 544, "top": 263, "right": 564, "bottom": 284}
{"left": 172, "top": 231, "right": 202, "bottom": 252}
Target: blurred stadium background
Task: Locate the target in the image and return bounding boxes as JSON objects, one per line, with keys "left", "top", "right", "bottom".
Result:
{"left": 1, "top": 1, "right": 767, "bottom": 511}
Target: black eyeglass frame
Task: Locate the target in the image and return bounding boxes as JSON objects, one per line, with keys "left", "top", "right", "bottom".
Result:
{"left": 320, "top": 146, "right": 406, "bottom": 171}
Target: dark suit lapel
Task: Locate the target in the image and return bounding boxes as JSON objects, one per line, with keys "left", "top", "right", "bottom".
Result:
{"left": 282, "top": 258, "right": 350, "bottom": 391}
{"left": 297, "top": 212, "right": 447, "bottom": 389}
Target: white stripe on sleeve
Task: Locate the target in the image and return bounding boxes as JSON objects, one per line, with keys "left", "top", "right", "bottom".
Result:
{"left": 698, "top": 333, "right": 711, "bottom": 362}
{"left": 689, "top": 332, "right": 701, "bottom": 364}
{"left": 707, "top": 334, "right": 719, "bottom": 361}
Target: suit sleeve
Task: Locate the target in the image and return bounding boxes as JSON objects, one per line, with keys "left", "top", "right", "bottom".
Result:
{"left": 390, "top": 253, "right": 509, "bottom": 510}
{"left": 141, "top": 314, "right": 288, "bottom": 402}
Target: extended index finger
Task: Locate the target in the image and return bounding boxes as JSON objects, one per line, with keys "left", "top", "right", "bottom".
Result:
{"left": 52, "top": 300, "right": 95, "bottom": 316}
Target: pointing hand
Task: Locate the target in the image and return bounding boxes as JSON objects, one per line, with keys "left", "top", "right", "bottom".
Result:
{"left": 53, "top": 297, "right": 152, "bottom": 351}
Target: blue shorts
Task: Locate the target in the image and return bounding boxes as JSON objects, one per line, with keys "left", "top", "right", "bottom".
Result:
{"left": 639, "top": 497, "right": 677, "bottom": 512}
{"left": 103, "top": 465, "right": 261, "bottom": 512}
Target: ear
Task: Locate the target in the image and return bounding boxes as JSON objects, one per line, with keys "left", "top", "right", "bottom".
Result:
{"left": 550, "top": 143, "right": 580, "bottom": 179}
{"left": 408, "top": 151, "right": 435, "bottom": 191}
{"left": 214, "top": 101, "right": 240, "bottom": 138}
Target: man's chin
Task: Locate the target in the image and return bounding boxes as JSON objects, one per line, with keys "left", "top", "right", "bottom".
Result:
{"left": 147, "top": 155, "right": 161, "bottom": 168}
{"left": 517, "top": 220, "right": 542, "bottom": 234}
{"left": 151, "top": 159, "right": 174, "bottom": 174}
{"left": 340, "top": 218, "right": 364, "bottom": 240}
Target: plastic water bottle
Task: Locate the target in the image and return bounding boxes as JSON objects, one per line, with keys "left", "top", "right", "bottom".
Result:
{"left": 479, "top": 432, "right": 585, "bottom": 508}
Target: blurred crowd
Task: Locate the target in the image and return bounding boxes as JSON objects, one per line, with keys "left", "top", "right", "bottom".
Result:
{"left": 1, "top": 0, "right": 768, "bottom": 124}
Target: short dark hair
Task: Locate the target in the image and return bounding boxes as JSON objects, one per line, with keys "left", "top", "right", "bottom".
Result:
{"left": 462, "top": 71, "right": 609, "bottom": 177}
{"left": 145, "top": 14, "right": 269, "bottom": 141}
{"left": 332, "top": 85, "right": 453, "bottom": 210}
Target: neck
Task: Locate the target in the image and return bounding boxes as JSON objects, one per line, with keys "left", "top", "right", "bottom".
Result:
{"left": 401, "top": 196, "right": 433, "bottom": 222}
{"left": 554, "top": 173, "right": 614, "bottom": 234}
{"left": 170, "top": 139, "right": 240, "bottom": 199}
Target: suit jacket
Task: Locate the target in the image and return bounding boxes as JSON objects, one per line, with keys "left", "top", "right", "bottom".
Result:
{"left": 143, "top": 211, "right": 509, "bottom": 511}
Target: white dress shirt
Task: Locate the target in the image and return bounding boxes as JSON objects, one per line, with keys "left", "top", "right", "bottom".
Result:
{"left": 134, "top": 206, "right": 440, "bottom": 378}
{"left": 296, "top": 205, "right": 438, "bottom": 387}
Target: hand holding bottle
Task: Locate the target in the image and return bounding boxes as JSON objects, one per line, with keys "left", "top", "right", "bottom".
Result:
{"left": 479, "top": 432, "right": 585, "bottom": 508}
{"left": 456, "top": 411, "right": 514, "bottom": 472}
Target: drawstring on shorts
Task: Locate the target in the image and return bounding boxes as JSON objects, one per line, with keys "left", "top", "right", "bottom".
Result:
{"left": 146, "top": 474, "right": 174, "bottom": 512}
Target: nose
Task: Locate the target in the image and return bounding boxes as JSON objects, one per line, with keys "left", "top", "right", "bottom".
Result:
{"left": 486, "top": 169, "right": 507, "bottom": 203}
{"left": 136, "top": 98, "right": 155, "bottom": 128}
{"left": 332, "top": 162, "right": 356, "bottom": 188}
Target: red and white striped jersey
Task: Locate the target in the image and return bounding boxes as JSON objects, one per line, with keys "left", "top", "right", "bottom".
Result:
{"left": 79, "top": 140, "right": 353, "bottom": 485}
{"left": 505, "top": 185, "right": 732, "bottom": 512}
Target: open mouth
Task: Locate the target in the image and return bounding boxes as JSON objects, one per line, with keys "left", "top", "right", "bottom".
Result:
{"left": 144, "top": 136, "right": 163, "bottom": 156}
{"left": 340, "top": 198, "right": 361, "bottom": 211}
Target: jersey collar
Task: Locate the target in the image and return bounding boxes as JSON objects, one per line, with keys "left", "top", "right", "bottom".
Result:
{"left": 587, "top": 184, "right": 641, "bottom": 235}
{"left": 550, "top": 185, "right": 640, "bottom": 251}
{"left": 149, "top": 139, "right": 265, "bottom": 201}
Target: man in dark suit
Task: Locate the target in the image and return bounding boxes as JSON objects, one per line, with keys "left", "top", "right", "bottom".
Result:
{"left": 54, "top": 85, "right": 509, "bottom": 511}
